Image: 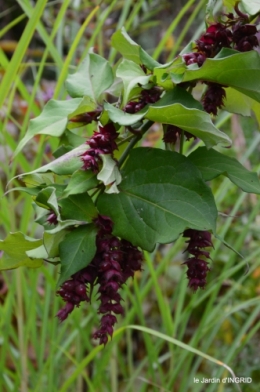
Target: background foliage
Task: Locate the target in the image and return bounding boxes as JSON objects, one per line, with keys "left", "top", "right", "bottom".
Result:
{"left": 0, "top": 0, "right": 260, "bottom": 391}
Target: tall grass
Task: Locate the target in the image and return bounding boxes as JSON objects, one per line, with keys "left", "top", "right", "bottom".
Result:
{"left": 0, "top": 1, "right": 259, "bottom": 391}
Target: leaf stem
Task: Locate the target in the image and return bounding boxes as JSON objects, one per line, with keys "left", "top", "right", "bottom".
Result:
{"left": 179, "top": 129, "right": 185, "bottom": 155}
{"left": 118, "top": 120, "right": 153, "bottom": 168}
{"left": 117, "top": 134, "right": 134, "bottom": 146}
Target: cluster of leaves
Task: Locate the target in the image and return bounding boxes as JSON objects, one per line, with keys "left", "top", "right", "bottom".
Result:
{"left": 1, "top": 1, "right": 260, "bottom": 344}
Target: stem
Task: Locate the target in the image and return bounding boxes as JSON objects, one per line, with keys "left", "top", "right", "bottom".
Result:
{"left": 118, "top": 135, "right": 141, "bottom": 168}
{"left": 179, "top": 130, "right": 185, "bottom": 155}
{"left": 118, "top": 120, "right": 154, "bottom": 168}
{"left": 117, "top": 134, "right": 134, "bottom": 147}
{"left": 16, "top": 271, "right": 28, "bottom": 392}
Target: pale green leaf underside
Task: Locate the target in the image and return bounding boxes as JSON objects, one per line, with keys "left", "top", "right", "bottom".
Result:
{"left": 14, "top": 98, "right": 83, "bottom": 157}
{"left": 65, "top": 53, "right": 114, "bottom": 101}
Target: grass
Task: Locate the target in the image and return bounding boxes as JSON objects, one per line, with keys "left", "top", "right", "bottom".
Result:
{"left": 0, "top": 0, "right": 260, "bottom": 391}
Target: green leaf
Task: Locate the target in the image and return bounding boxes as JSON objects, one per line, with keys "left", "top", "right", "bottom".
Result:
{"left": 188, "top": 147, "right": 260, "bottom": 193}
{"left": 68, "top": 96, "right": 97, "bottom": 118}
{"left": 241, "top": 0, "right": 260, "bottom": 15}
{"left": 43, "top": 231, "right": 68, "bottom": 258}
{"left": 224, "top": 88, "right": 253, "bottom": 116}
{"left": 58, "top": 225, "right": 97, "bottom": 286}
{"left": 14, "top": 98, "right": 83, "bottom": 157}
{"left": 59, "top": 129, "right": 86, "bottom": 149}
{"left": 26, "top": 245, "right": 49, "bottom": 259}
{"left": 59, "top": 193, "right": 98, "bottom": 222}
{"left": 111, "top": 28, "right": 140, "bottom": 64}
{"left": 140, "top": 48, "right": 162, "bottom": 71}
{"left": 33, "top": 187, "right": 93, "bottom": 235}
{"left": 63, "top": 170, "right": 98, "bottom": 197}
{"left": 16, "top": 144, "right": 88, "bottom": 181}
{"left": 145, "top": 90, "right": 231, "bottom": 148}
{"left": 116, "top": 59, "right": 151, "bottom": 105}
{"left": 104, "top": 102, "right": 147, "bottom": 126}
{"left": 111, "top": 27, "right": 161, "bottom": 69}
{"left": 22, "top": 173, "right": 54, "bottom": 187}
{"left": 97, "top": 147, "right": 217, "bottom": 251}
{"left": 154, "top": 87, "right": 203, "bottom": 110}
{"left": 97, "top": 154, "right": 122, "bottom": 193}
{"left": 65, "top": 53, "right": 114, "bottom": 101}
{"left": 35, "top": 187, "right": 59, "bottom": 212}
{"left": 180, "top": 49, "right": 260, "bottom": 103}
{"left": 67, "top": 97, "right": 98, "bottom": 129}
{"left": 0, "top": 232, "right": 43, "bottom": 270}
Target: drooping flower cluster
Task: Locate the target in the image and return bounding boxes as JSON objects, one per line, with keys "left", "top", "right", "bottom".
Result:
{"left": 232, "top": 23, "right": 258, "bottom": 52}
{"left": 56, "top": 215, "right": 143, "bottom": 345}
{"left": 163, "top": 125, "right": 195, "bottom": 145}
{"left": 184, "top": 7, "right": 258, "bottom": 67}
{"left": 202, "top": 82, "right": 226, "bottom": 116}
{"left": 182, "top": 229, "right": 213, "bottom": 291}
{"left": 182, "top": 5, "right": 259, "bottom": 115}
{"left": 124, "top": 87, "right": 161, "bottom": 114}
{"left": 80, "top": 123, "right": 119, "bottom": 173}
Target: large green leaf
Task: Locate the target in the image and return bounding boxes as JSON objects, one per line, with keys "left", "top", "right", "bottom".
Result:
{"left": 59, "top": 193, "right": 98, "bottom": 222}
{"left": 97, "top": 147, "right": 217, "bottom": 251}
{"left": 14, "top": 98, "right": 83, "bottom": 157}
{"left": 65, "top": 53, "right": 114, "bottom": 101}
{"left": 0, "top": 233, "right": 43, "bottom": 270}
{"left": 58, "top": 224, "right": 97, "bottom": 286}
{"left": 188, "top": 147, "right": 260, "bottom": 193}
{"left": 145, "top": 89, "right": 231, "bottom": 148}
{"left": 179, "top": 49, "right": 260, "bottom": 103}
{"left": 116, "top": 59, "right": 151, "bottom": 105}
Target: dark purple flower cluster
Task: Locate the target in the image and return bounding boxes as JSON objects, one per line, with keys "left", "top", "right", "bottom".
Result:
{"left": 202, "top": 82, "right": 226, "bottom": 115}
{"left": 232, "top": 23, "right": 258, "bottom": 52}
{"left": 197, "top": 22, "right": 233, "bottom": 58}
{"left": 182, "top": 229, "right": 213, "bottom": 291}
{"left": 81, "top": 123, "right": 119, "bottom": 173}
{"left": 183, "top": 5, "right": 259, "bottom": 115}
{"left": 182, "top": 6, "right": 258, "bottom": 115}
{"left": 182, "top": 52, "right": 207, "bottom": 67}
{"left": 56, "top": 215, "right": 143, "bottom": 345}
{"left": 124, "top": 87, "right": 161, "bottom": 114}
{"left": 183, "top": 7, "right": 258, "bottom": 68}
{"left": 163, "top": 125, "right": 195, "bottom": 145}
